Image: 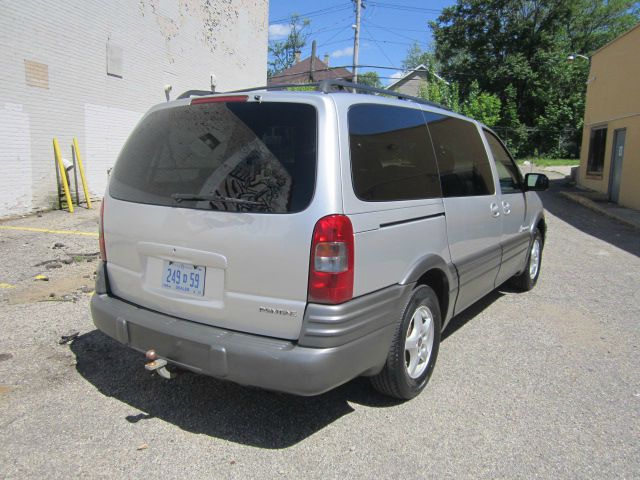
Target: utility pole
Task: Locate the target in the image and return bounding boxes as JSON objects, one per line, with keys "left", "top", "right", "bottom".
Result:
{"left": 352, "top": 0, "right": 361, "bottom": 83}
{"left": 310, "top": 40, "right": 317, "bottom": 82}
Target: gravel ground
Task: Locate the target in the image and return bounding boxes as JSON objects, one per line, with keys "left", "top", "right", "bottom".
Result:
{"left": 0, "top": 186, "right": 639, "bottom": 479}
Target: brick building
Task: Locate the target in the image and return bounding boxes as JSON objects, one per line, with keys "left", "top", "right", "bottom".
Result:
{"left": 0, "top": 0, "right": 268, "bottom": 217}
{"left": 268, "top": 54, "right": 353, "bottom": 85}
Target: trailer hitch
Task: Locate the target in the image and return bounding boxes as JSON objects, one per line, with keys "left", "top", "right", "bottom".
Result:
{"left": 144, "top": 350, "right": 176, "bottom": 380}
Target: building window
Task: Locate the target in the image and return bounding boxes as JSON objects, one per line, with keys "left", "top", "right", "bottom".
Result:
{"left": 587, "top": 127, "right": 607, "bottom": 176}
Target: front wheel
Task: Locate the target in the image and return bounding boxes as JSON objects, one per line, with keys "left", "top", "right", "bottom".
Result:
{"left": 371, "top": 285, "right": 441, "bottom": 400}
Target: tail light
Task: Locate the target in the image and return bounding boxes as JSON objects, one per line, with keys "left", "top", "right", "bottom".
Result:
{"left": 191, "top": 95, "right": 248, "bottom": 105}
{"left": 99, "top": 200, "right": 107, "bottom": 262}
{"left": 308, "top": 215, "right": 354, "bottom": 304}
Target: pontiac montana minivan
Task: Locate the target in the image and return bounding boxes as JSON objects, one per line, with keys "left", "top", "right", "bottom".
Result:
{"left": 90, "top": 81, "right": 548, "bottom": 400}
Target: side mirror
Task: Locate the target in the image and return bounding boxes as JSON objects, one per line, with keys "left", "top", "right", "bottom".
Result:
{"left": 524, "top": 173, "right": 549, "bottom": 191}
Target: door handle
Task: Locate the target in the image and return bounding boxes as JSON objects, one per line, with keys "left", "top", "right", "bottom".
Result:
{"left": 490, "top": 202, "right": 500, "bottom": 217}
{"left": 502, "top": 201, "right": 511, "bottom": 215}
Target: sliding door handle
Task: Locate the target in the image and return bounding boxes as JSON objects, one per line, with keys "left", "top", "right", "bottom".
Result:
{"left": 490, "top": 202, "right": 500, "bottom": 217}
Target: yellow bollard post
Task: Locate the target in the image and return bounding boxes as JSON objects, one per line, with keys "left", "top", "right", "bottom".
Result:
{"left": 72, "top": 137, "right": 92, "bottom": 209}
{"left": 53, "top": 138, "right": 74, "bottom": 213}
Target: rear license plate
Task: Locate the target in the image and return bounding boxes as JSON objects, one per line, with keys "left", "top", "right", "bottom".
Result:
{"left": 162, "top": 261, "right": 206, "bottom": 296}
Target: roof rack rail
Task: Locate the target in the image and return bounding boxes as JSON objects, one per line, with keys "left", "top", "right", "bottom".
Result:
{"left": 316, "top": 79, "right": 449, "bottom": 110}
{"left": 176, "top": 83, "right": 318, "bottom": 99}
{"left": 177, "top": 80, "right": 450, "bottom": 111}
{"left": 224, "top": 83, "right": 319, "bottom": 93}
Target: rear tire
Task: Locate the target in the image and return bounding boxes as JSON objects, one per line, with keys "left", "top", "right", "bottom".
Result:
{"left": 371, "top": 285, "right": 441, "bottom": 400}
{"left": 510, "top": 229, "right": 543, "bottom": 292}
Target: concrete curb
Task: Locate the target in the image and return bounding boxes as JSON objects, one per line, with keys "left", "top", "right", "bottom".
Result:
{"left": 559, "top": 192, "right": 640, "bottom": 230}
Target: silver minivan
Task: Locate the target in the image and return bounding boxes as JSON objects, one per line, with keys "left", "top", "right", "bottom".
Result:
{"left": 91, "top": 81, "right": 548, "bottom": 400}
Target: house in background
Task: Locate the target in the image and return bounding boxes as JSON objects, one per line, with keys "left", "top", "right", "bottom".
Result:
{"left": 268, "top": 53, "right": 353, "bottom": 85}
{"left": 578, "top": 23, "right": 640, "bottom": 210}
{"left": 386, "top": 64, "right": 431, "bottom": 97}
{"left": 0, "top": 1, "right": 268, "bottom": 218}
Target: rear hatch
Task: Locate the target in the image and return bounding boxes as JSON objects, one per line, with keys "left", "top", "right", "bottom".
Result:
{"left": 104, "top": 96, "right": 319, "bottom": 340}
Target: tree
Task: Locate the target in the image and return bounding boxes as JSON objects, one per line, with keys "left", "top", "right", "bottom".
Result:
{"left": 357, "top": 71, "right": 382, "bottom": 88}
{"left": 495, "top": 84, "right": 528, "bottom": 157}
{"left": 429, "top": 0, "right": 639, "bottom": 157}
{"left": 461, "top": 81, "right": 501, "bottom": 127}
{"left": 268, "top": 15, "right": 310, "bottom": 77}
{"left": 418, "top": 79, "right": 459, "bottom": 111}
{"left": 402, "top": 42, "right": 438, "bottom": 71}
{"left": 418, "top": 79, "right": 501, "bottom": 127}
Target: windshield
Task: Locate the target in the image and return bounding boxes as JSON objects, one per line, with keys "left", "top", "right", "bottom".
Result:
{"left": 109, "top": 101, "right": 317, "bottom": 213}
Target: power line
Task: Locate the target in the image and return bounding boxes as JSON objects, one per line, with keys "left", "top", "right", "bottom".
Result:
{"left": 365, "top": 24, "right": 431, "bottom": 34}
{"left": 318, "top": 36, "right": 355, "bottom": 49}
{"left": 308, "top": 22, "right": 353, "bottom": 37}
{"left": 367, "top": 1, "right": 441, "bottom": 14}
{"left": 317, "top": 20, "right": 354, "bottom": 47}
{"left": 270, "top": 3, "right": 352, "bottom": 24}
{"left": 361, "top": 24, "right": 395, "bottom": 67}
{"left": 365, "top": 22, "right": 428, "bottom": 43}
{"left": 361, "top": 36, "right": 428, "bottom": 47}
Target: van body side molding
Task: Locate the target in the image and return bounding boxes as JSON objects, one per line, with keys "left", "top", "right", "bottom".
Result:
{"left": 299, "top": 284, "right": 413, "bottom": 349}
{"left": 379, "top": 212, "right": 445, "bottom": 229}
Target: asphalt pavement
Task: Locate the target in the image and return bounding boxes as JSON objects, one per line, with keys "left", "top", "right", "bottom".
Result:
{"left": 0, "top": 186, "right": 638, "bottom": 479}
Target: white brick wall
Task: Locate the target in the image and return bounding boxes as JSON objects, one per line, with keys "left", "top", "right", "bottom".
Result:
{"left": 0, "top": 0, "right": 268, "bottom": 217}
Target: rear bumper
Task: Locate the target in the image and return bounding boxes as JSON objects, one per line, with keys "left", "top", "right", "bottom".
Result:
{"left": 90, "top": 285, "right": 409, "bottom": 396}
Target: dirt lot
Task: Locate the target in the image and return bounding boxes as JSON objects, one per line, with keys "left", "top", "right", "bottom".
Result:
{"left": 1, "top": 184, "right": 639, "bottom": 479}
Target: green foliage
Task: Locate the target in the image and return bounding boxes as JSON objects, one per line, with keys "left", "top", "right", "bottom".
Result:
{"left": 428, "top": 0, "right": 639, "bottom": 157}
{"left": 418, "top": 80, "right": 459, "bottom": 111}
{"left": 494, "top": 85, "right": 529, "bottom": 157}
{"left": 287, "top": 85, "right": 316, "bottom": 91}
{"left": 268, "top": 15, "right": 310, "bottom": 77}
{"left": 517, "top": 158, "right": 580, "bottom": 167}
{"left": 460, "top": 81, "right": 501, "bottom": 127}
{"left": 357, "top": 71, "right": 382, "bottom": 88}
{"left": 402, "top": 43, "right": 439, "bottom": 71}
{"left": 418, "top": 79, "right": 501, "bottom": 127}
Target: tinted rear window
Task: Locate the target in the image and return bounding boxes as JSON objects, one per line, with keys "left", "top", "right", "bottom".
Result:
{"left": 109, "top": 102, "right": 317, "bottom": 213}
{"left": 348, "top": 104, "right": 441, "bottom": 202}
{"left": 425, "top": 114, "right": 495, "bottom": 197}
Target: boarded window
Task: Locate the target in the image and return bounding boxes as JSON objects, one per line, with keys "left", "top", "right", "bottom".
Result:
{"left": 24, "top": 60, "right": 49, "bottom": 89}
{"left": 587, "top": 127, "right": 607, "bottom": 176}
{"left": 107, "top": 42, "right": 123, "bottom": 78}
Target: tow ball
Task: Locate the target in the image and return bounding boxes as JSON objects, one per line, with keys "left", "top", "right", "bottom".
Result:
{"left": 144, "top": 349, "right": 176, "bottom": 380}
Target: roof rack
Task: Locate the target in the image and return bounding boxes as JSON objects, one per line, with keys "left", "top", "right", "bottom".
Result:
{"left": 315, "top": 80, "right": 449, "bottom": 110}
{"left": 176, "top": 80, "right": 450, "bottom": 111}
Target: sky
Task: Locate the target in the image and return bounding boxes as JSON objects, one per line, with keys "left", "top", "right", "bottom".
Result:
{"left": 268, "top": 0, "right": 457, "bottom": 84}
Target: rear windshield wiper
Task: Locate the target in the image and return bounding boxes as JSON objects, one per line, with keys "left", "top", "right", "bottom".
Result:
{"left": 170, "top": 193, "right": 264, "bottom": 206}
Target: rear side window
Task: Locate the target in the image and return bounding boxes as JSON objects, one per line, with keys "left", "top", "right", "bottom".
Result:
{"left": 109, "top": 102, "right": 317, "bottom": 213}
{"left": 348, "top": 104, "right": 441, "bottom": 201}
{"left": 426, "top": 113, "right": 495, "bottom": 197}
